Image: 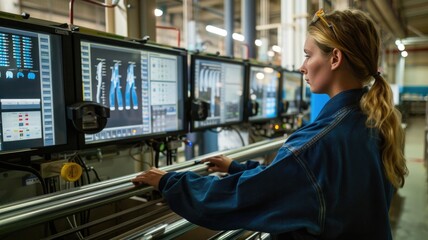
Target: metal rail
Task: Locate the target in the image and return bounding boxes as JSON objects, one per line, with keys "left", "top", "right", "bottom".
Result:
{"left": 0, "top": 137, "right": 285, "bottom": 235}
{"left": 211, "top": 229, "right": 245, "bottom": 239}
{"left": 0, "top": 137, "right": 280, "bottom": 213}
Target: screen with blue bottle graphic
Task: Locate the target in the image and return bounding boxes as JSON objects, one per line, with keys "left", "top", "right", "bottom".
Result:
{"left": 248, "top": 65, "right": 279, "bottom": 121}
{"left": 192, "top": 56, "right": 245, "bottom": 130}
{"left": 0, "top": 25, "right": 67, "bottom": 153}
{"left": 80, "top": 40, "right": 184, "bottom": 144}
{"left": 282, "top": 71, "right": 303, "bottom": 115}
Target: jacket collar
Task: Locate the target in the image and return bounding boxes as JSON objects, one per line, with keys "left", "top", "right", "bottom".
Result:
{"left": 315, "top": 87, "right": 367, "bottom": 120}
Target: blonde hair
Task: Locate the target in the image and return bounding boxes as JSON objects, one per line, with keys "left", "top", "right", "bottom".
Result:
{"left": 308, "top": 9, "right": 407, "bottom": 188}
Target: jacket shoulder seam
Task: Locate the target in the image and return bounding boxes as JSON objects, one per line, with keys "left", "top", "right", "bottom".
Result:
{"left": 284, "top": 105, "right": 357, "bottom": 233}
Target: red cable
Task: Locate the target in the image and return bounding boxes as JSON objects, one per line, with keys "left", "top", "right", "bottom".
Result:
{"left": 69, "top": 0, "right": 118, "bottom": 25}
{"left": 69, "top": 0, "right": 75, "bottom": 25}
{"left": 156, "top": 26, "right": 181, "bottom": 48}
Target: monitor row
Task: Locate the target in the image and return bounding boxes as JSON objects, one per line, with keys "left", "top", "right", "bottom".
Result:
{"left": 0, "top": 13, "right": 304, "bottom": 158}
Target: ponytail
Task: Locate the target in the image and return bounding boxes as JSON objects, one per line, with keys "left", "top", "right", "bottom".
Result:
{"left": 360, "top": 75, "right": 408, "bottom": 188}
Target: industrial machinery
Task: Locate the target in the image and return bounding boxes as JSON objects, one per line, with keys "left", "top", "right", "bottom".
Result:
{"left": 0, "top": 137, "right": 285, "bottom": 239}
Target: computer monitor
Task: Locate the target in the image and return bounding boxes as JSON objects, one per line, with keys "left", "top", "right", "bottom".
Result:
{"left": 281, "top": 70, "right": 303, "bottom": 115}
{"left": 0, "top": 16, "right": 74, "bottom": 158}
{"left": 247, "top": 64, "right": 280, "bottom": 122}
{"left": 190, "top": 54, "right": 245, "bottom": 130}
{"left": 73, "top": 33, "right": 187, "bottom": 146}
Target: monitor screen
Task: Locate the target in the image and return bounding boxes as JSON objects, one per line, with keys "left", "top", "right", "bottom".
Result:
{"left": 77, "top": 38, "right": 186, "bottom": 145}
{"left": 0, "top": 24, "right": 68, "bottom": 155}
{"left": 248, "top": 65, "right": 279, "bottom": 121}
{"left": 282, "top": 71, "right": 302, "bottom": 115}
{"left": 191, "top": 55, "right": 245, "bottom": 130}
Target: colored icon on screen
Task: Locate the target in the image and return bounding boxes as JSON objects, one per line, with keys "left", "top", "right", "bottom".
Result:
{"left": 17, "top": 72, "right": 24, "bottom": 78}
{"left": 6, "top": 71, "right": 13, "bottom": 78}
{"left": 28, "top": 72, "right": 36, "bottom": 80}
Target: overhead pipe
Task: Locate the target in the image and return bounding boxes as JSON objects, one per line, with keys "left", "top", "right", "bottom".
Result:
{"left": 242, "top": 0, "right": 256, "bottom": 58}
{"left": 224, "top": 0, "right": 234, "bottom": 57}
{"left": 370, "top": 0, "right": 406, "bottom": 39}
{"left": 401, "top": 36, "right": 428, "bottom": 45}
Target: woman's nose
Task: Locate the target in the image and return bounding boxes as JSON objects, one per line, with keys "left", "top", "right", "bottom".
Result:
{"left": 299, "top": 65, "right": 306, "bottom": 75}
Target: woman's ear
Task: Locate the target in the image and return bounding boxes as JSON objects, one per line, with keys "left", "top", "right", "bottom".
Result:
{"left": 330, "top": 48, "right": 343, "bottom": 71}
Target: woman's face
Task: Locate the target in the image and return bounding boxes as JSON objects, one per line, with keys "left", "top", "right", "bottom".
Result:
{"left": 299, "top": 36, "right": 334, "bottom": 94}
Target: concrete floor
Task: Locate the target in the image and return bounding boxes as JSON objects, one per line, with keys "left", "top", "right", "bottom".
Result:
{"left": 390, "top": 116, "right": 428, "bottom": 239}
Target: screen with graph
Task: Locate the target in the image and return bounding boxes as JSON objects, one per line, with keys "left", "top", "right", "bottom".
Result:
{"left": 191, "top": 55, "right": 245, "bottom": 130}
{"left": 248, "top": 64, "right": 280, "bottom": 121}
{"left": 75, "top": 34, "right": 186, "bottom": 145}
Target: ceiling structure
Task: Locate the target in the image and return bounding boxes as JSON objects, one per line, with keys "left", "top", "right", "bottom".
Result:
{"left": 156, "top": 0, "right": 428, "bottom": 48}
{"left": 156, "top": 0, "right": 281, "bottom": 36}
{"left": 402, "top": 0, "right": 428, "bottom": 37}
{"left": 11, "top": 0, "right": 428, "bottom": 48}
{"left": 398, "top": 0, "right": 428, "bottom": 46}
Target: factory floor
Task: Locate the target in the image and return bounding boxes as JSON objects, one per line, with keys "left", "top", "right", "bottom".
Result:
{"left": 390, "top": 116, "right": 428, "bottom": 239}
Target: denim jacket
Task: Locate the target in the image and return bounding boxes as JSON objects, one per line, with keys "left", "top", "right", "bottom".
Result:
{"left": 159, "top": 88, "right": 394, "bottom": 239}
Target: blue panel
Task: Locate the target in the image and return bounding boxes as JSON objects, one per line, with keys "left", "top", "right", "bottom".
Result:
{"left": 310, "top": 93, "right": 330, "bottom": 122}
{"left": 401, "top": 86, "right": 428, "bottom": 97}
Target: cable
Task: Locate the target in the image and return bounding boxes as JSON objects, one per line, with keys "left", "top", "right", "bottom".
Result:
{"left": 66, "top": 216, "right": 84, "bottom": 240}
{"left": 64, "top": 180, "right": 85, "bottom": 239}
{"left": 90, "top": 167, "right": 102, "bottom": 182}
{"left": 73, "top": 215, "right": 84, "bottom": 239}
{"left": 75, "top": 154, "right": 91, "bottom": 185}
{"left": 69, "top": 0, "right": 75, "bottom": 25}
{"left": 52, "top": 177, "right": 57, "bottom": 192}
{"left": 0, "top": 161, "right": 47, "bottom": 194}
{"left": 69, "top": 154, "right": 92, "bottom": 232}
{"left": 228, "top": 126, "right": 246, "bottom": 147}
{"left": 129, "top": 144, "right": 153, "bottom": 169}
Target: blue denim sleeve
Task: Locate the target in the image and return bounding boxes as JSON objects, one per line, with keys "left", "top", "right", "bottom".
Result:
{"left": 159, "top": 146, "right": 321, "bottom": 235}
{"left": 227, "top": 160, "right": 260, "bottom": 174}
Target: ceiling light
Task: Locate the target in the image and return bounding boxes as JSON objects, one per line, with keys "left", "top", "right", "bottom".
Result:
{"left": 255, "top": 39, "right": 262, "bottom": 46}
{"left": 205, "top": 25, "right": 227, "bottom": 36}
{"left": 401, "top": 51, "right": 408, "bottom": 58}
{"left": 232, "top": 33, "right": 245, "bottom": 41}
{"left": 272, "top": 45, "right": 281, "bottom": 53}
{"left": 256, "top": 72, "right": 265, "bottom": 80}
{"left": 397, "top": 43, "right": 405, "bottom": 51}
{"left": 154, "top": 9, "right": 163, "bottom": 17}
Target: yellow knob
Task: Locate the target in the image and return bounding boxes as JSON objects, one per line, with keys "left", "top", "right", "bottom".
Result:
{"left": 60, "top": 162, "right": 83, "bottom": 182}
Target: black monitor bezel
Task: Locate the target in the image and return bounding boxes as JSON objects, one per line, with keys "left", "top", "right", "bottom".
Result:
{"left": 0, "top": 14, "right": 77, "bottom": 161}
{"left": 189, "top": 54, "right": 247, "bottom": 132}
{"left": 245, "top": 62, "right": 282, "bottom": 123}
{"left": 72, "top": 32, "right": 188, "bottom": 149}
{"left": 280, "top": 69, "right": 304, "bottom": 116}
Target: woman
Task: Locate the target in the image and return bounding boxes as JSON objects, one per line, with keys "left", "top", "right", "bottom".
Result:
{"left": 132, "top": 9, "right": 407, "bottom": 239}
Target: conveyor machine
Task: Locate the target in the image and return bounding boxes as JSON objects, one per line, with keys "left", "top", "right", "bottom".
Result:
{"left": 0, "top": 137, "right": 285, "bottom": 239}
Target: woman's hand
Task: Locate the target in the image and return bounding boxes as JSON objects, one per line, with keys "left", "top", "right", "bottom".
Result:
{"left": 131, "top": 168, "right": 167, "bottom": 190}
{"left": 200, "top": 155, "right": 233, "bottom": 173}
